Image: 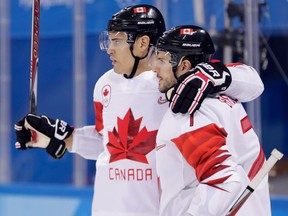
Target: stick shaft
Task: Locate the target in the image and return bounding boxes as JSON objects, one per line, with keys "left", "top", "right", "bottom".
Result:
{"left": 226, "top": 149, "right": 283, "bottom": 216}
{"left": 29, "top": 0, "right": 40, "bottom": 114}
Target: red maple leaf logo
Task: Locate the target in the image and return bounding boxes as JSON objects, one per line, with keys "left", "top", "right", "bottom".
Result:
{"left": 103, "top": 88, "right": 109, "bottom": 96}
{"left": 107, "top": 109, "right": 157, "bottom": 164}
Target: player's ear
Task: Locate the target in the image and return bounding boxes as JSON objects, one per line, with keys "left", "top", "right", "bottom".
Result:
{"left": 181, "top": 59, "right": 192, "bottom": 72}
{"left": 175, "top": 59, "right": 192, "bottom": 78}
{"left": 134, "top": 35, "right": 150, "bottom": 58}
{"left": 137, "top": 35, "right": 150, "bottom": 50}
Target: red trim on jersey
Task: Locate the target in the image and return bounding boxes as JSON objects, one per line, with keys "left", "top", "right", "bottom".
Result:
{"left": 209, "top": 59, "right": 220, "bottom": 63}
{"left": 209, "top": 60, "right": 244, "bottom": 67}
{"left": 226, "top": 194, "right": 251, "bottom": 216}
{"left": 248, "top": 147, "right": 265, "bottom": 180}
{"left": 94, "top": 101, "right": 104, "bottom": 134}
{"left": 171, "top": 123, "right": 232, "bottom": 189}
{"left": 241, "top": 116, "right": 253, "bottom": 134}
{"left": 189, "top": 115, "right": 194, "bottom": 127}
{"left": 225, "top": 62, "right": 243, "bottom": 67}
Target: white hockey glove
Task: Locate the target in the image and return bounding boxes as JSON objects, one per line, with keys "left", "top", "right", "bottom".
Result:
{"left": 15, "top": 114, "right": 74, "bottom": 159}
{"left": 169, "top": 61, "right": 231, "bottom": 115}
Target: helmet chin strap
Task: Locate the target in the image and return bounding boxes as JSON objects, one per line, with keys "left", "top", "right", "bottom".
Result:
{"left": 124, "top": 45, "right": 149, "bottom": 79}
{"left": 172, "top": 66, "right": 178, "bottom": 80}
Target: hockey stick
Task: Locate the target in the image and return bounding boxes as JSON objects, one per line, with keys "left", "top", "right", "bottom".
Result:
{"left": 29, "top": 0, "right": 40, "bottom": 114}
{"left": 226, "top": 148, "right": 283, "bottom": 216}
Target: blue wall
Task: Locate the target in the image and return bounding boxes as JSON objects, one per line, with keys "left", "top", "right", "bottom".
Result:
{"left": 0, "top": 184, "right": 93, "bottom": 216}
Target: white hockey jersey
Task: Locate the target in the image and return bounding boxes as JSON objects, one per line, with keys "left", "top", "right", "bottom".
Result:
{"left": 156, "top": 95, "right": 271, "bottom": 216}
{"left": 70, "top": 64, "right": 265, "bottom": 216}
{"left": 92, "top": 70, "right": 166, "bottom": 216}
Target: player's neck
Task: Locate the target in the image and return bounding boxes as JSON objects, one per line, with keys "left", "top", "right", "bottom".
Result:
{"left": 134, "top": 62, "right": 151, "bottom": 77}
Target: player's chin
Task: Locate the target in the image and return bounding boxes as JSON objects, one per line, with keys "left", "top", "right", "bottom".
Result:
{"left": 158, "top": 82, "right": 168, "bottom": 93}
{"left": 113, "top": 64, "right": 121, "bottom": 72}
{"left": 111, "top": 60, "right": 116, "bottom": 66}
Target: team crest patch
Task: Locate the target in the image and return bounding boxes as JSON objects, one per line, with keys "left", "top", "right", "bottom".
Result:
{"left": 180, "top": 28, "right": 194, "bottom": 35}
{"left": 133, "top": 6, "right": 147, "bottom": 13}
{"left": 102, "top": 84, "right": 111, "bottom": 107}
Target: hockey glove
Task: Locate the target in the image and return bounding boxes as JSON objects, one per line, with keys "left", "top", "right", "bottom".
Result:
{"left": 169, "top": 61, "right": 232, "bottom": 115}
{"left": 195, "top": 61, "right": 231, "bottom": 93}
{"left": 15, "top": 117, "right": 32, "bottom": 150}
{"left": 15, "top": 114, "right": 74, "bottom": 159}
{"left": 168, "top": 70, "right": 213, "bottom": 115}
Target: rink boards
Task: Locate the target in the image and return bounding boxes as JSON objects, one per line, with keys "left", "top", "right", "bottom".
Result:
{"left": 0, "top": 184, "right": 287, "bottom": 216}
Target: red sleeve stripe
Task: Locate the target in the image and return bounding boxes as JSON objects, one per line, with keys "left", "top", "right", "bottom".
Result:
{"left": 241, "top": 115, "right": 253, "bottom": 134}
{"left": 225, "top": 62, "right": 243, "bottom": 67}
{"left": 248, "top": 147, "right": 265, "bottom": 180}
{"left": 94, "top": 101, "right": 104, "bottom": 134}
{"left": 172, "top": 124, "right": 231, "bottom": 188}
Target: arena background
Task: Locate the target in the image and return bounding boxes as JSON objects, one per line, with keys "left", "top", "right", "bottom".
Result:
{"left": 0, "top": 0, "right": 288, "bottom": 215}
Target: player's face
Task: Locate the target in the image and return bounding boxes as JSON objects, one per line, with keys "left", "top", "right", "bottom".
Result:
{"left": 150, "top": 50, "right": 177, "bottom": 93}
{"left": 106, "top": 32, "right": 135, "bottom": 74}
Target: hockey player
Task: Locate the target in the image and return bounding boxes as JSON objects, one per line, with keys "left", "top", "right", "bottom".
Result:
{"left": 15, "top": 5, "right": 266, "bottom": 216}
{"left": 151, "top": 25, "right": 271, "bottom": 216}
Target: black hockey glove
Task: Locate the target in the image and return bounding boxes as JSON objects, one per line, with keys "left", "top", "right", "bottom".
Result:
{"left": 15, "top": 114, "right": 74, "bottom": 159}
{"left": 168, "top": 61, "right": 231, "bottom": 115}
{"left": 15, "top": 117, "right": 32, "bottom": 150}
{"left": 195, "top": 61, "right": 232, "bottom": 93}
{"left": 167, "top": 70, "right": 213, "bottom": 115}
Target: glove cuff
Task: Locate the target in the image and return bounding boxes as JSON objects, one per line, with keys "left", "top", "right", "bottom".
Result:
{"left": 46, "top": 138, "right": 67, "bottom": 159}
{"left": 55, "top": 119, "right": 74, "bottom": 140}
{"left": 196, "top": 62, "right": 232, "bottom": 92}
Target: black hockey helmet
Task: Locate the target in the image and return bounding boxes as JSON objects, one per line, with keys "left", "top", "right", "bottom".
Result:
{"left": 156, "top": 25, "right": 215, "bottom": 68}
{"left": 100, "top": 4, "right": 166, "bottom": 79}
{"left": 107, "top": 4, "right": 166, "bottom": 46}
